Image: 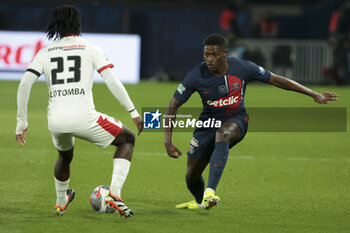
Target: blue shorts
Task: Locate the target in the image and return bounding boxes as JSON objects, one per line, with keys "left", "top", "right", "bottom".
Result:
{"left": 187, "top": 112, "right": 248, "bottom": 159}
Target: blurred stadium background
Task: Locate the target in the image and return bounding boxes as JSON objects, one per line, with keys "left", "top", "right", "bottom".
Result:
{"left": 0, "top": 0, "right": 349, "bottom": 84}
{"left": 1, "top": 1, "right": 349, "bottom": 233}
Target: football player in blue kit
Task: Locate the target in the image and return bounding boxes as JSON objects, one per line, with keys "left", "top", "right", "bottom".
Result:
{"left": 164, "top": 33, "right": 338, "bottom": 210}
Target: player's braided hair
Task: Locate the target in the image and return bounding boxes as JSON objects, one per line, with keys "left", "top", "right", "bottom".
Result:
{"left": 203, "top": 33, "right": 227, "bottom": 49}
{"left": 46, "top": 5, "right": 81, "bottom": 40}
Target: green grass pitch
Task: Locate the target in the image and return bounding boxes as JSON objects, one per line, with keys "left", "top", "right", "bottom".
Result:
{"left": 0, "top": 80, "right": 349, "bottom": 233}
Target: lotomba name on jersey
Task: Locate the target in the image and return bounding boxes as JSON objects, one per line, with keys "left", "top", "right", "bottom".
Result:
{"left": 50, "top": 88, "right": 85, "bottom": 98}
{"left": 207, "top": 95, "right": 240, "bottom": 107}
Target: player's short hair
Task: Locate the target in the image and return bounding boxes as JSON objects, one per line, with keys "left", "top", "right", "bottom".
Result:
{"left": 46, "top": 5, "right": 81, "bottom": 40}
{"left": 203, "top": 34, "right": 227, "bottom": 49}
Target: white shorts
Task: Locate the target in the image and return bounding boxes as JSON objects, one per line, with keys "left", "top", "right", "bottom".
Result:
{"left": 50, "top": 113, "right": 123, "bottom": 151}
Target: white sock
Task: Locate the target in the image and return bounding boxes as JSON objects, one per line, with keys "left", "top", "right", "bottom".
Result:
{"left": 110, "top": 158, "right": 131, "bottom": 197}
{"left": 205, "top": 187, "right": 215, "bottom": 194}
{"left": 55, "top": 177, "right": 69, "bottom": 206}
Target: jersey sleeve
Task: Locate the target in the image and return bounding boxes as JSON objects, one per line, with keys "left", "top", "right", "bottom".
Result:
{"left": 245, "top": 60, "right": 271, "bottom": 83}
{"left": 173, "top": 68, "right": 197, "bottom": 103}
{"left": 16, "top": 71, "right": 39, "bottom": 134}
{"left": 26, "top": 49, "right": 45, "bottom": 76}
{"left": 92, "top": 45, "right": 114, "bottom": 73}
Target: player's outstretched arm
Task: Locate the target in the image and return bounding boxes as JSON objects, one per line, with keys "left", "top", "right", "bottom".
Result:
{"left": 164, "top": 97, "right": 183, "bottom": 159}
{"left": 268, "top": 73, "right": 339, "bottom": 104}
{"left": 100, "top": 68, "right": 143, "bottom": 135}
{"left": 131, "top": 115, "right": 143, "bottom": 136}
{"left": 16, "top": 72, "right": 37, "bottom": 146}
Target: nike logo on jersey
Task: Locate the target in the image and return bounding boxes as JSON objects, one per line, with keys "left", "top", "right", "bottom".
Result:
{"left": 214, "top": 163, "right": 224, "bottom": 167}
{"left": 203, "top": 89, "right": 214, "bottom": 94}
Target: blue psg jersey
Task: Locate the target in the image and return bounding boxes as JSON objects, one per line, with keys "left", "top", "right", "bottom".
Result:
{"left": 173, "top": 56, "right": 271, "bottom": 120}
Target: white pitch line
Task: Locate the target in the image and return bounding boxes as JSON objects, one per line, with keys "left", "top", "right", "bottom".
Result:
{"left": 1, "top": 148, "right": 349, "bottom": 163}
{"left": 287, "top": 157, "right": 350, "bottom": 163}
{"left": 135, "top": 151, "right": 167, "bottom": 156}
{"left": 135, "top": 152, "right": 255, "bottom": 159}
{"left": 230, "top": 155, "right": 255, "bottom": 160}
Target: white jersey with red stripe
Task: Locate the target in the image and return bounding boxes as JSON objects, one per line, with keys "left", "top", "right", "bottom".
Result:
{"left": 28, "top": 35, "right": 113, "bottom": 132}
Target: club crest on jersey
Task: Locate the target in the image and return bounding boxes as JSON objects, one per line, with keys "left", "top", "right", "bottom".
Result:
{"left": 258, "top": 66, "right": 265, "bottom": 75}
{"left": 177, "top": 83, "right": 186, "bottom": 94}
{"left": 232, "top": 83, "right": 240, "bottom": 91}
{"left": 218, "top": 85, "right": 226, "bottom": 94}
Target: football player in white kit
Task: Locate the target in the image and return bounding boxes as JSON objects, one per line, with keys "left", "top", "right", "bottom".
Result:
{"left": 15, "top": 5, "right": 142, "bottom": 218}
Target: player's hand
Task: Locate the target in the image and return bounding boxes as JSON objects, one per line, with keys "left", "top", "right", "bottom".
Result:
{"left": 312, "top": 91, "right": 339, "bottom": 104}
{"left": 132, "top": 116, "right": 143, "bottom": 136}
{"left": 16, "top": 128, "right": 28, "bottom": 146}
{"left": 164, "top": 142, "right": 182, "bottom": 159}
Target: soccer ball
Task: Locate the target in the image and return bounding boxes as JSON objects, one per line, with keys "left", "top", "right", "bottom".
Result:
{"left": 90, "top": 185, "right": 116, "bottom": 213}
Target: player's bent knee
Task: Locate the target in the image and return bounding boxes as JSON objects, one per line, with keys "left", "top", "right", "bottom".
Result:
{"left": 124, "top": 130, "right": 135, "bottom": 145}
{"left": 215, "top": 127, "right": 231, "bottom": 141}
{"left": 58, "top": 148, "right": 74, "bottom": 163}
{"left": 111, "top": 127, "right": 135, "bottom": 147}
{"left": 216, "top": 122, "right": 242, "bottom": 142}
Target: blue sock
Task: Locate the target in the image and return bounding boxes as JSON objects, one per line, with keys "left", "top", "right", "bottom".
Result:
{"left": 207, "top": 141, "right": 229, "bottom": 191}
{"left": 186, "top": 176, "right": 205, "bottom": 204}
